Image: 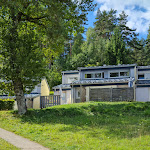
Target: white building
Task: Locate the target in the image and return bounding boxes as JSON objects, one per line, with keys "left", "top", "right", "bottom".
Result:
{"left": 53, "top": 64, "right": 150, "bottom": 104}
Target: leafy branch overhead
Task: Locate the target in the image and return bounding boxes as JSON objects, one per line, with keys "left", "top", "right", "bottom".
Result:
{"left": 0, "top": 0, "right": 96, "bottom": 114}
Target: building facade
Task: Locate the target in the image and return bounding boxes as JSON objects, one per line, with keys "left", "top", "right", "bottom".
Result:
{"left": 53, "top": 64, "right": 150, "bottom": 104}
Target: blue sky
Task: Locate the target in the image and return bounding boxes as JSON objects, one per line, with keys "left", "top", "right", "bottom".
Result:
{"left": 84, "top": 0, "right": 150, "bottom": 39}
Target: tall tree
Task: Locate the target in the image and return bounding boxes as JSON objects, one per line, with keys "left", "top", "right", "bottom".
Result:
{"left": 131, "top": 38, "right": 146, "bottom": 65}
{"left": 94, "top": 9, "right": 138, "bottom": 47}
{"left": 105, "top": 27, "right": 130, "bottom": 65}
{"left": 145, "top": 26, "right": 150, "bottom": 65}
{"left": 94, "top": 9, "right": 117, "bottom": 39}
{"left": 0, "top": 0, "right": 95, "bottom": 114}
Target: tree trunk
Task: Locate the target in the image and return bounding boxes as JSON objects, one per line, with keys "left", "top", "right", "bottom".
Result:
{"left": 13, "top": 80, "right": 27, "bottom": 115}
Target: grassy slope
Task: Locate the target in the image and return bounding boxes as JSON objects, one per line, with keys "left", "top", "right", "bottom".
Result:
{"left": 0, "top": 102, "right": 150, "bottom": 150}
{"left": 0, "top": 138, "right": 20, "bottom": 150}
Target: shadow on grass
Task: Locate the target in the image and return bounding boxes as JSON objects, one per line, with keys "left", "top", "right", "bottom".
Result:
{"left": 12, "top": 102, "right": 150, "bottom": 139}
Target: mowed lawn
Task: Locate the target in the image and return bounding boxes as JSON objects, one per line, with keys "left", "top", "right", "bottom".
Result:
{"left": 0, "top": 102, "right": 150, "bottom": 150}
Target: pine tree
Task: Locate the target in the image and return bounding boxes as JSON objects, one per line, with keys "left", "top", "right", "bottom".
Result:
{"left": 145, "top": 26, "right": 150, "bottom": 65}
{"left": 105, "top": 27, "right": 129, "bottom": 65}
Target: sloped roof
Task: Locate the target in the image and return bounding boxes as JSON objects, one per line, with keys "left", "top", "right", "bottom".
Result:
{"left": 71, "top": 78, "right": 135, "bottom": 85}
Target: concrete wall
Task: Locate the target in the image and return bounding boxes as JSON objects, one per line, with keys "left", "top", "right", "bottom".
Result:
{"left": 33, "top": 96, "right": 40, "bottom": 109}
{"left": 41, "top": 79, "right": 50, "bottom": 96}
{"left": 136, "top": 87, "right": 150, "bottom": 102}
{"left": 62, "top": 74, "right": 79, "bottom": 84}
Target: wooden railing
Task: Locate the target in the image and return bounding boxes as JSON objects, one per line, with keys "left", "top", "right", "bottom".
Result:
{"left": 40, "top": 95, "right": 60, "bottom": 109}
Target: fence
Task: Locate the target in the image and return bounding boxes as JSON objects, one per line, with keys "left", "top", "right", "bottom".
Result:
{"left": 40, "top": 95, "right": 60, "bottom": 109}
{"left": 89, "top": 88, "right": 134, "bottom": 102}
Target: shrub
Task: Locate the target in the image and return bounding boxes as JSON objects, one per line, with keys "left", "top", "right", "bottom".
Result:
{"left": 0, "top": 99, "right": 15, "bottom": 110}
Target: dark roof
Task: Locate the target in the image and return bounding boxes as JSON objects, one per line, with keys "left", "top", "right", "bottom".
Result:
{"left": 136, "top": 80, "right": 150, "bottom": 85}
{"left": 78, "top": 64, "right": 136, "bottom": 70}
{"left": 62, "top": 70, "right": 79, "bottom": 73}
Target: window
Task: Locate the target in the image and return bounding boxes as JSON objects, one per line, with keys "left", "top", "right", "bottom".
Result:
{"left": 138, "top": 74, "right": 144, "bottom": 79}
{"left": 110, "top": 72, "right": 119, "bottom": 77}
{"left": 76, "top": 90, "right": 80, "bottom": 99}
{"left": 85, "top": 74, "right": 92, "bottom": 78}
{"left": 110, "top": 71, "right": 129, "bottom": 78}
{"left": 68, "top": 77, "right": 78, "bottom": 83}
{"left": 120, "top": 72, "right": 129, "bottom": 77}
{"left": 85, "top": 72, "right": 104, "bottom": 79}
{"left": 102, "top": 72, "right": 104, "bottom": 78}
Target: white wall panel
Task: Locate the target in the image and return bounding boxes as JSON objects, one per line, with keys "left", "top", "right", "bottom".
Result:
{"left": 136, "top": 87, "right": 149, "bottom": 102}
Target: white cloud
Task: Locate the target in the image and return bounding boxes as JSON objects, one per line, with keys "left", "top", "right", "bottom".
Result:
{"left": 95, "top": 0, "right": 150, "bottom": 37}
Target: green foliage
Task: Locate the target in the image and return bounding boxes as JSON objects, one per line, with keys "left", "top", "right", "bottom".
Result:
{"left": 105, "top": 27, "right": 130, "bottom": 65}
{"left": 0, "top": 99, "right": 15, "bottom": 110}
{"left": 0, "top": 0, "right": 96, "bottom": 114}
{"left": 0, "top": 102, "right": 150, "bottom": 150}
{"left": 131, "top": 38, "right": 147, "bottom": 65}
{"left": 47, "top": 64, "right": 62, "bottom": 90}
{"left": 0, "top": 138, "right": 20, "bottom": 150}
{"left": 145, "top": 26, "right": 150, "bottom": 65}
{"left": 94, "top": 9, "right": 117, "bottom": 39}
{"left": 50, "top": 91, "right": 54, "bottom": 95}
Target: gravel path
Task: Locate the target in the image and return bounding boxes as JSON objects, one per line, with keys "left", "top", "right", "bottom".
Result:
{"left": 0, "top": 128, "right": 49, "bottom": 150}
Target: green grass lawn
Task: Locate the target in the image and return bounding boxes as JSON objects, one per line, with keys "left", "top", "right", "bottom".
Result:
{"left": 0, "top": 102, "right": 150, "bottom": 150}
{"left": 0, "top": 138, "right": 20, "bottom": 150}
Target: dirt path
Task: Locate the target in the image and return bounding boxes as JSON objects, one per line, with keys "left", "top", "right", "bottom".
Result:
{"left": 0, "top": 128, "right": 49, "bottom": 150}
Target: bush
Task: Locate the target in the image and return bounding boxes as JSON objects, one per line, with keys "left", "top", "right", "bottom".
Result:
{"left": 0, "top": 99, "right": 15, "bottom": 110}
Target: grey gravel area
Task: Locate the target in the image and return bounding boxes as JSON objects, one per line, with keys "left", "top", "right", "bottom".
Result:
{"left": 0, "top": 128, "right": 49, "bottom": 150}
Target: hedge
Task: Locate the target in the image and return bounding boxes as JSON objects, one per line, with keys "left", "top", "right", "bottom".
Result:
{"left": 0, "top": 99, "right": 15, "bottom": 110}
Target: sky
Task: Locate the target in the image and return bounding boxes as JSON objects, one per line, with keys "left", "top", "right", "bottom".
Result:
{"left": 85, "top": 0, "right": 150, "bottom": 39}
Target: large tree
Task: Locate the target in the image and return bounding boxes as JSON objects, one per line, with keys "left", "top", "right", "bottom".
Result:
{"left": 0, "top": 0, "right": 95, "bottom": 114}
{"left": 145, "top": 26, "right": 150, "bottom": 65}
{"left": 105, "top": 27, "right": 130, "bottom": 65}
